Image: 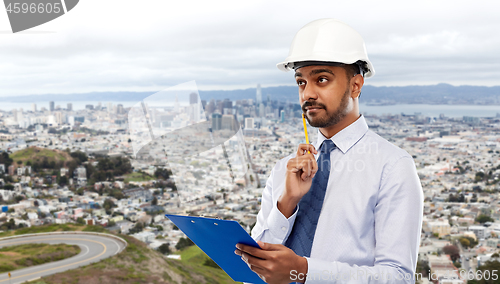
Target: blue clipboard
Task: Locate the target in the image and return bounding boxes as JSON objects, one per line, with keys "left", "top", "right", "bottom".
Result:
{"left": 166, "top": 214, "right": 266, "bottom": 284}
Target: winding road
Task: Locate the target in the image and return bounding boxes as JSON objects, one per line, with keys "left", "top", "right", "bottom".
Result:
{"left": 0, "top": 232, "right": 127, "bottom": 284}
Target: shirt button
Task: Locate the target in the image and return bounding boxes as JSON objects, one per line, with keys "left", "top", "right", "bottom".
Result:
{"left": 281, "top": 226, "right": 287, "bottom": 231}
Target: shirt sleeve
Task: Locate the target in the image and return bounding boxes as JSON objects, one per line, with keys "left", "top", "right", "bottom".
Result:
{"left": 305, "top": 156, "right": 423, "bottom": 283}
{"left": 251, "top": 165, "right": 299, "bottom": 245}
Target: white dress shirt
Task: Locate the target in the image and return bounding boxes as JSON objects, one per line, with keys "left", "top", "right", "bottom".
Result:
{"left": 251, "top": 115, "right": 423, "bottom": 283}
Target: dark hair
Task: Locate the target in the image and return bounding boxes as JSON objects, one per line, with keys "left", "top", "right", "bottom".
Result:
{"left": 343, "top": 61, "right": 366, "bottom": 98}
{"left": 342, "top": 63, "right": 359, "bottom": 80}
{"left": 343, "top": 60, "right": 368, "bottom": 79}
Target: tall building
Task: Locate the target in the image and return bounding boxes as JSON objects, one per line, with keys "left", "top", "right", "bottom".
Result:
{"left": 117, "top": 104, "right": 124, "bottom": 114}
{"left": 189, "top": 92, "right": 198, "bottom": 105}
{"left": 222, "top": 98, "right": 232, "bottom": 109}
{"left": 12, "top": 109, "right": 17, "bottom": 122}
{"left": 74, "top": 116, "right": 85, "bottom": 123}
{"left": 245, "top": 117, "right": 254, "bottom": 129}
{"left": 54, "top": 111, "right": 64, "bottom": 124}
{"left": 107, "top": 102, "right": 113, "bottom": 114}
{"left": 265, "top": 105, "right": 272, "bottom": 117}
{"left": 67, "top": 103, "right": 73, "bottom": 111}
{"left": 17, "top": 108, "right": 24, "bottom": 122}
{"left": 190, "top": 93, "right": 200, "bottom": 122}
{"left": 463, "top": 116, "right": 480, "bottom": 126}
{"left": 280, "top": 110, "right": 285, "bottom": 123}
{"left": 216, "top": 100, "right": 224, "bottom": 113}
{"left": 49, "top": 101, "right": 55, "bottom": 112}
{"left": 212, "top": 113, "right": 222, "bottom": 131}
{"left": 205, "top": 99, "right": 215, "bottom": 115}
{"left": 222, "top": 99, "right": 232, "bottom": 115}
{"left": 222, "top": 114, "right": 237, "bottom": 131}
{"left": 256, "top": 84, "right": 262, "bottom": 104}
{"left": 31, "top": 103, "right": 37, "bottom": 113}
{"left": 259, "top": 103, "right": 265, "bottom": 117}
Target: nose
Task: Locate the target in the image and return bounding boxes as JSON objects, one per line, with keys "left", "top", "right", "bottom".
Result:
{"left": 301, "top": 82, "right": 318, "bottom": 102}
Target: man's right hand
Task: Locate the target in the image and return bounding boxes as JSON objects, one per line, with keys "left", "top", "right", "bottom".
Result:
{"left": 278, "top": 144, "right": 318, "bottom": 218}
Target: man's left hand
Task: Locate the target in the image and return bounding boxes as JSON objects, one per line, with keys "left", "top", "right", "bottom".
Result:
{"left": 235, "top": 241, "right": 308, "bottom": 284}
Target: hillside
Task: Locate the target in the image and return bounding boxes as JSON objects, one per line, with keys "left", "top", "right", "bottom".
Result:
{"left": 1, "top": 224, "right": 239, "bottom": 284}
{"left": 0, "top": 243, "right": 80, "bottom": 273}
{"left": 10, "top": 147, "right": 73, "bottom": 167}
{"left": 40, "top": 237, "right": 239, "bottom": 284}
{"left": 0, "top": 223, "right": 104, "bottom": 238}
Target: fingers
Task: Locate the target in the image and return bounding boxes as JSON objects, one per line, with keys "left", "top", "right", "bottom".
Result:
{"left": 238, "top": 250, "right": 268, "bottom": 282}
{"left": 290, "top": 144, "right": 318, "bottom": 180}
{"left": 236, "top": 249, "right": 268, "bottom": 268}
{"left": 235, "top": 243, "right": 268, "bottom": 259}
{"left": 236, "top": 242, "right": 299, "bottom": 284}
{"left": 296, "top": 144, "right": 317, "bottom": 156}
{"left": 239, "top": 242, "right": 281, "bottom": 252}
{"left": 288, "top": 155, "right": 318, "bottom": 180}
{"left": 300, "top": 159, "right": 312, "bottom": 179}
{"left": 257, "top": 241, "right": 282, "bottom": 251}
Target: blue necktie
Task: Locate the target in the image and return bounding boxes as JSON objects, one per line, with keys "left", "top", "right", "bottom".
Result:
{"left": 284, "top": 139, "right": 336, "bottom": 258}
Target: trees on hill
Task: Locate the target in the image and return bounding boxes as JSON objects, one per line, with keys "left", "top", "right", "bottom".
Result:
{"left": 0, "top": 152, "right": 13, "bottom": 168}
{"left": 87, "top": 156, "right": 132, "bottom": 184}
{"left": 175, "top": 237, "right": 194, "bottom": 251}
{"left": 158, "top": 243, "right": 171, "bottom": 255}
{"left": 476, "top": 214, "right": 494, "bottom": 224}
{"left": 154, "top": 168, "right": 172, "bottom": 180}
{"left": 459, "top": 236, "right": 478, "bottom": 249}
{"left": 128, "top": 222, "right": 144, "bottom": 234}
{"left": 70, "top": 151, "right": 88, "bottom": 164}
{"left": 103, "top": 198, "right": 116, "bottom": 215}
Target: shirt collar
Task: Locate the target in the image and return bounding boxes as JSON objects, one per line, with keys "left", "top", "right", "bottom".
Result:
{"left": 314, "top": 114, "right": 369, "bottom": 154}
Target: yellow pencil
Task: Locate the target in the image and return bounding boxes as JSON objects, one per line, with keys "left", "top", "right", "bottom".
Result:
{"left": 302, "top": 113, "right": 310, "bottom": 153}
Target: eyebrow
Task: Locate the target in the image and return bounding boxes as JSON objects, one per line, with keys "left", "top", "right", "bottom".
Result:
{"left": 310, "top": 69, "right": 334, "bottom": 76}
{"left": 295, "top": 68, "right": 335, "bottom": 77}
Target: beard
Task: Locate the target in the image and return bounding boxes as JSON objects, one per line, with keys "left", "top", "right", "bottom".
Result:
{"left": 302, "top": 86, "right": 350, "bottom": 128}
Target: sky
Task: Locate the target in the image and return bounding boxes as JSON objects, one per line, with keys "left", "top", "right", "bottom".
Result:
{"left": 0, "top": 0, "right": 499, "bottom": 97}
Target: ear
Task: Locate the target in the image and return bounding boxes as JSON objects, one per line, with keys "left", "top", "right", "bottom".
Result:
{"left": 350, "top": 74, "right": 364, "bottom": 99}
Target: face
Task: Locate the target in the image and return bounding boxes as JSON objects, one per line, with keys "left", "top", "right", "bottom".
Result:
{"left": 295, "top": 65, "right": 352, "bottom": 128}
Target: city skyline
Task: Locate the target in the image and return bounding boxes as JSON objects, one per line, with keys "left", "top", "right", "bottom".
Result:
{"left": 0, "top": 71, "right": 500, "bottom": 282}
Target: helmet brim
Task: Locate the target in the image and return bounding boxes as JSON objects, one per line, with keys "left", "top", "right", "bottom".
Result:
{"left": 276, "top": 60, "right": 375, "bottom": 78}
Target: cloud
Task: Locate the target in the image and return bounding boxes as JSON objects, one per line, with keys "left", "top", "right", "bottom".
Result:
{"left": 0, "top": 0, "right": 499, "bottom": 97}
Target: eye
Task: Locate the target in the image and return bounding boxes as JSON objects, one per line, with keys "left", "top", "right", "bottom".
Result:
{"left": 296, "top": 80, "right": 305, "bottom": 86}
{"left": 318, "top": 77, "right": 328, "bottom": 83}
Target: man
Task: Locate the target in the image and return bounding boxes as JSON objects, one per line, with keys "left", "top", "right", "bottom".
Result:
{"left": 235, "top": 19, "right": 423, "bottom": 283}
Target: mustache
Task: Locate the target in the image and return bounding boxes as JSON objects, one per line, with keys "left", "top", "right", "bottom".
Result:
{"left": 302, "top": 101, "right": 327, "bottom": 112}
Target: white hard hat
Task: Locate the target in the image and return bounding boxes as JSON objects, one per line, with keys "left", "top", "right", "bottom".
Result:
{"left": 277, "top": 19, "right": 375, "bottom": 78}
